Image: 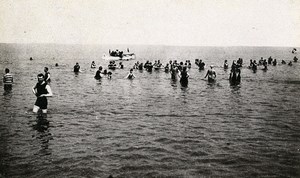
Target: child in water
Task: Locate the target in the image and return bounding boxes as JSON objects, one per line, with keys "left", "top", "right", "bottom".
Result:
{"left": 91, "top": 61, "right": 96, "bottom": 68}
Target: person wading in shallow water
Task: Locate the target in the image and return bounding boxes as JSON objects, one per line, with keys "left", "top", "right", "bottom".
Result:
{"left": 44, "top": 67, "right": 51, "bottom": 83}
{"left": 74, "top": 62, "right": 80, "bottom": 72}
{"left": 126, "top": 69, "right": 136, "bottom": 79}
{"left": 32, "top": 73, "right": 53, "bottom": 114}
{"left": 3, "top": 68, "right": 13, "bottom": 91}
{"left": 94, "top": 66, "right": 103, "bottom": 79}
{"left": 178, "top": 66, "right": 189, "bottom": 87}
{"left": 204, "top": 65, "right": 216, "bottom": 82}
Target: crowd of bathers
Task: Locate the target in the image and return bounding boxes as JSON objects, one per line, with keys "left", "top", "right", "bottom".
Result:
{"left": 68, "top": 54, "right": 299, "bottom": 86}
{"left": 2, "top": 53, "right": 298, "bottom": 114}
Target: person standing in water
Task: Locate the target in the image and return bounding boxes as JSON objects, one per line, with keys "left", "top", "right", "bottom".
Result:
{"left": 224, "top": 60, "right": 228, "bottom": 69}
{"left": 178, "top": 66, "right": 189, "bottom": 87}
{"left": 44, "top": 67, "right": 51, "bottom": 83}
{"left": 91, "top": 61, "right": 96, "bottom": 68}
{"left": 32, "top": 73, "right": 53, "bottom": 114}
{"left": 204, "top": 65, "right": 216, "bottom": 82}
{"left": 3, "top": 68, "right": 13, "bottom": 91}
{"left": 126, "top": 69, "right": 136, "bottom": 79}
{"left": 170, "top": 65, "right": 177, "bottom": 80}
{"left": 94, "top": 66, "right": 103, "bottom": 79}
{"left": 74, "top": 62, "right": 80, "bottom": 72}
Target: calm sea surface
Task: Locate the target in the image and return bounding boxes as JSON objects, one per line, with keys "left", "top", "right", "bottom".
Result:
{"left": 0, "top": 44, "right": 299, "bottom": 177}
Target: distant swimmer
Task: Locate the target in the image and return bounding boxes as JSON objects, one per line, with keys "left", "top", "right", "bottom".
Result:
{"left": 272, "top": 59, "right": 277, "bottom": 66}
{"left": 133, "top": 61, "right": 140, "bottom": 69}
{"left": 95, "top": 66, "right": 103, "bottom": 79}
{"left": 30, "top": 57, "right": 33, "bottom": 61}
{"left": 252, "top": 60, "right": 257, "bottom": 72}
{"left": 44, "top": 67, "right": 51, "bottom": 83}
{"left": 107, "top": 71, "right": 112, "bottom": 79}
{"left": 263, "top": 60, "right": 268, "bottom": 70}
{"left": 288, "top": 61, "right": 293, "bottom": 66}
{"left": 126, "top": 69, "right": 136, "bottom": 79}
{"left": 55, "top": 63, "right": 59, "bottom": 67}
{"left": 32, "top": 73, "right": 53, "bottom": 114}
{"left": 204, "top": 65, "right": 216, "bottom": 82}
{"left": 3, "top": 68, "right": 13, "bottom": 91}
{"left": 91, "top": 61, "right": 96, "bottom": 68}
{"left": 119, "top": 62, "right": 124, "bottom": 69}
{"left": 195, "top": 59, "right": 199, "bottom": 66}
{"left": 293, "top": 56, "right": 298, "bottom": 62}
{"left": 74, "top": 62, "right": 80, "bottom": 72}
{"left": 198, "top": 60, "right": 205, "bottom": 70}
{"left": 108, "top": 61, "right": 117, "bottom": 70}
{"left": 187, "top": 61, "right": 192, "bottom": 68}
{"left": 138, "top": 63, "right": 143, "bottom": 70}
{"left": 178, "top": 66, "right": 189, "bottom": 87}
{"left": 170, "top": 65, "right": 177, "bottom": 80}
{"left": 281, "top": 60, "right": 286, "bottom": 64}
{"left": 103, "top": 69, "right": 108, "bottom": 75}
{"left": 268, "top": 56, "right": 273, "bottom": 65}
{"left": 248, "top": 59, "right": 253, "bottom": 69}
{"left": 237, "top": 58, "right": 243, "bottom": 67}
{"left": 164, "top": 63, "right": 170, "bottom": 72}
{"left": 224, "top": 60, "right": 229, "bottom": 69}
{"left": 292, "top": 48, "right": 297, "bottom": 54}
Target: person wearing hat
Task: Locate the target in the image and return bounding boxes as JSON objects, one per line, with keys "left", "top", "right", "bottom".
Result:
{"left": 204, "top": 65, "right": 216, "bottom": 82}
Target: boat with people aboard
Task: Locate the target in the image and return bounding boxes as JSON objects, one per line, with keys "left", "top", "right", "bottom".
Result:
{"left": 102, "top": 48, "right": 136, "bottom": 61}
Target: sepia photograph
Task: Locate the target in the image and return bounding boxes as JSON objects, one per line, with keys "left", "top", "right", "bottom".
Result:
{"left": 0, "top": 0, "right": 300, "bottom": 177}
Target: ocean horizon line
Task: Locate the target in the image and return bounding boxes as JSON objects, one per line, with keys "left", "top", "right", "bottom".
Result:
{"left": 0, "top": 42, "right": 299, "bottom": 48}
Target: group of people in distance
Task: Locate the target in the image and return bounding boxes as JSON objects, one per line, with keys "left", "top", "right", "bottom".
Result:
{"left": 248, "top": 56, "right": 298, "bottom": 72}
{"left": 74, "top": 58, "right": 218, "bottom": 87}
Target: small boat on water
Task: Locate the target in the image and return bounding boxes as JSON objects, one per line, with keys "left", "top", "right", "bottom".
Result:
{"left": 102, "top": 48, "right": 136, "bottom": 61}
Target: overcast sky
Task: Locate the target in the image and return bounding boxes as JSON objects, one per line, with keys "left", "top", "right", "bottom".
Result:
{"left": 0, "top": 0, "right": 299, "bottom": 46}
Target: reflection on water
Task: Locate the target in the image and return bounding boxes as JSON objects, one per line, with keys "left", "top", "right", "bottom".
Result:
{"left": 31, "top": 112, "right": 52, "bottom": 156}
{"left": 3, "top": 89, "right": 13, "bottom": 97}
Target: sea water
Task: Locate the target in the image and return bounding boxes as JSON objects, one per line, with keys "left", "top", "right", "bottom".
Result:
{"left": 0, "top": 44, "right": 299, "bottom": 177}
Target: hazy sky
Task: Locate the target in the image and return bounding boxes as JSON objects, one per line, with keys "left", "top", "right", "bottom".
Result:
{"left": 0, "top": 0, "right": 299, "bottom": 46}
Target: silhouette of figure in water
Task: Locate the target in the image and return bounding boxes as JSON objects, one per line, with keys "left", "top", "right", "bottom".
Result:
{"left": 179, "top": 66, "right": 189, "bottom": 87}
{"left": 170, "top": 65, "right": 177, "bottom": 80}
{"left": 74, "top": 62, "right": 80, "bottom": 72}
{"left": 205, "top": 65, "right": 216, "bottom": 83}
{"left": 229, "top": 62, "right": 241, "bottom": 85}
{"left": 95, "top": 66, "right": 103, "bottom": 79}
{"left": 3, "top": 68, "right": 13, "bottom": 91}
